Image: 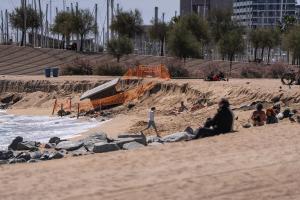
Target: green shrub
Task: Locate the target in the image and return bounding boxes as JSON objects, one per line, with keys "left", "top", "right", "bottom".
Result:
{"left": 93, "top": 63, "right": 127, "bottom": 76}
{"left": 167, "top": 63, "right": 189, "bottom": 78}
{"left": 61, "top": 58, "right": 93, "bottom": 75}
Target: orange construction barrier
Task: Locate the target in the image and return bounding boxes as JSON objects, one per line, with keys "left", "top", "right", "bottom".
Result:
{"left": 52, "top": 97, "right": 72, "bottom": 115}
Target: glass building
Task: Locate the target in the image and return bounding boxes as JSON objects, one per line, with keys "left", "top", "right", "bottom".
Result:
{"left": 180, "top": 0, "right": 233, "bottom": 18}
{"left": 233, "top": 0, "right": 297, "bottom": 28}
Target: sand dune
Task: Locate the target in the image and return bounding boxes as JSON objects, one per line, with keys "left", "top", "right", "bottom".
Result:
{"left": 1, "top": 77, "right": 300, "bottom": 199}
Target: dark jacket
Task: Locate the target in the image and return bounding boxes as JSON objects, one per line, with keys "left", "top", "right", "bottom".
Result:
{"left": 205, "top": 106, "right": 234, "bottom": 133}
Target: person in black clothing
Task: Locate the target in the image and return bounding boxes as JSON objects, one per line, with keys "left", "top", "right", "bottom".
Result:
{"left": 195, "top": 98, "right": 234, "bottom": 139}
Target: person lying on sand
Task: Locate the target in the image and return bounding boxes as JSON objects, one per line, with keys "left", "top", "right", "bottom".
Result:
{"left": 194, "top": 98, "right": 234, "bottom": 139}
{"left": 178, "top": 101, "right": 188, "bottom": 113}
{"left": 251, "top": 103, "right": 267, "bottom": 126}
{"left": 141, "top": 107, "right": 160, "bottom": 137}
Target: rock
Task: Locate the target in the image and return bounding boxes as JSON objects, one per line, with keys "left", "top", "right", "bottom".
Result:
{"left": 148, "top": 142, "right": 163, "bottom": 147}
{"left": 8, "top": 158, "right": 26, "bottom": 164}
{"left": 115, "top": 138, "right": 137, "bottom": 149}
{"left": 15, "top": 152, "right": 31, "bottom": 161}
{"left": 161, "top": 132, "right": 195, "bottom": 143}
{"left": 123, "top": 142, "right": 145, "bottom": 150}
{"left": 16, "top": 141, "right": 39, "bottom": 151}
{"left": 146, "top": 136, "right": 163, "bottom": 144}
{"left": 117, "top": 133, "right": 147, "bottom": 145}
{"left": 49, "top": 151, "right": 64, "bottom": 159}
{"left": 71, "top": 147, "right": 89, "bottom": 157}
{"left": 55, "top": 141, "right": 83, "bottom": 151}
{"left": 45, "top": 143, "right": 56, "bottom": 149}
{"left": 243, "top": 123, "right": 251, "bottom": 128}
{"left": 0, "top": 150, "right": 14, "bottom": 160}
{"left": 40, "top": 151, "right": 51, "bottom": 160}
{"left": 82, "top": 133, "right": 108, "bottom": 151}
{"left": 0, "top": 160, "right": 8, "bottom": 165}
{"left": 93, "top": 142, "right": 120, "bottom": 153}
{"left": 27, "top": 159, "right": 40, "bottom": 163}
{"left": 8, "top": 136, "right": 23, "bottom": 150}
{"left": 30, "top": 151, "right": 43, "bottom": 160}
{"left": 49, "top": 137, "right": 61, "bottom": 144}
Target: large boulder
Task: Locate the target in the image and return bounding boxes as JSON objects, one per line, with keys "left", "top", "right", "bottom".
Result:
{"left": 49, "top": 151, "right": 64, "bottom": 160}
{"left": 55, "top": 141, "right": 83, "bottom": 151}
{"left": 49, "top": 137, "right": 61, "bottom": 144}
{"left": 93, "top": 142, "right": 120, "bottom": 153}
{"left": 146, "top": 136, "right": 163, "bottom": 144}
{"left": 8, "top": 136, "right": 23, "bottom": 150}
{"left": 45, "top": 143, "right": 56, "bottom": 149}
{"left": 82, "top": 133, "right": 108, "bottom": 151}
{"left": 117, "top": 133, "right": 147, "bottom": 145}
{"left": 8, "top": 158, "right": 26, "bottom": 164}
{"left": 16, "top": 141, "right": 39, "bottom": 151}
{"left": 115, "top": 138, "right": 137, "bottom": 149}
{"left": 71, "top": 147, "right": 89, "bottom": 157}
{"left": 15, "top": 152, "right": 31, "bottom": 161}
{"left": 40, "top": 151, "right": 51, "bottom": 160}
{"left": 123, "top": 142, "right": 145, "bottom": 150}
{"left": 161, "top": 132, "right": 195, "bottom": 143}
{"left": 0, "top": 150, "right": 14, "bottom": 160}
{"left": 30, "top": 151, "right": 43, "bottom": 160}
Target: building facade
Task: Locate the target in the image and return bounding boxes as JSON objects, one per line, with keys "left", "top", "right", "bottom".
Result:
{"left": 180, "top": 0, "right": 233, "bottom": 17}
{"left": 233, "top": 0, "right": 297, "bottom": 28}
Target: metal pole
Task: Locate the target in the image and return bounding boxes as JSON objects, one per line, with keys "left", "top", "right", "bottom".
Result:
{"left": 38, "top": 0, "right": 43, "bottom": 47}
{"left": 0, "top": 10, "right": 4, "bottom": 44}
{"left": 95, "top": 3, "right": 98, "bottom": 52}
{"left": 107, "top": 0, "right": 110, "bottom": 44}
{"left": 111, "top": 0, "right": 114, "bottom": 39}
{"left": 24, "top": 0, "right": 27, "bottom": 46}
{"left": 5, "top": 9, "right": 9, "bottom": 43}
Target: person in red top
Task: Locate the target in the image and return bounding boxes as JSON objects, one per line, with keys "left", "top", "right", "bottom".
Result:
{"left": 251, "top": 103, "right": 267, "bottom": 126}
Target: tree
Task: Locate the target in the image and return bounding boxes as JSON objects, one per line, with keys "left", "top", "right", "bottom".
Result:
{"left": 265, "top": 29, "right": 280, "bottom": 64}
{"left": 110, "top": 9, "right": 143, "bottom": 38}
{"left": 249, "top": 28, "right": 263, "bottom": 61}
{"left": 218, "top": 27, "right": 245, "bottom": 76}
{"left": 52, "top": 11, "right": 74, "bottom": 49}
{"left": 10, "top": 6, "right": 40, "bottom": 46}
{"left": 283, "top": 26, "right": 300, "bottom": 66}
{"left": 149, "top": 20, "right": 168, "bottom": 56}
{"left": 167, "top": 22, "right": 201, "bottom": 61}
{"left": 208, "top": 9, "right": 233, "bottom": 43}
{"left": 73, "top": 9, "right": 97, "bottom": 52}
{"left": 107, "top": 36, "right": 133, "bottom": 62}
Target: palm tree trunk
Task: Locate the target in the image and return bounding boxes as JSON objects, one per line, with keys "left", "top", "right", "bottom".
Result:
{"left": 160, "top": 38, "right": 164, "bottom": 56}
{"left": 261, "top": 47, "right": 265, "bottom": 61}
{"left": 21, "top": 30, "right": 25, "bottom": 46}
{"left": 267, "top": 47, "right": 271, "bottom": 65}
{"left": 80, "top": 35, "right": 84, "bottom": 52}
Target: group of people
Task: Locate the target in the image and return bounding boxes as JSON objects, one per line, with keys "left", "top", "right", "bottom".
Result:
{"left": 142, "top": 98, "right": 235, "bottom": 139}
{"left": 142, "top": 98, "right": 299, "bottom": 139}
{"left": 251, "top": 102, "right": 298, "bottom": 126}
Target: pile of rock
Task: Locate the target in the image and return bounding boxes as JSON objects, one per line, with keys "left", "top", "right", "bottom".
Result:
{"left": 0, "top": 130, "right": 195, "bottom": 165}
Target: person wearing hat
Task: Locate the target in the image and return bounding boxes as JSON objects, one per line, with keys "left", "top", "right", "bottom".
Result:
{"left": 194, "top": 98, "right": 234, "bottom": 139}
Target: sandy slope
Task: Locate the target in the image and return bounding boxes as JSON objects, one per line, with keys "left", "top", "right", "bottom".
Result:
{"left": 0, "top": 121, "right": 300, "bottom": 200}
{"left": 1, "top": 77, "right": 300, "bottom": 199}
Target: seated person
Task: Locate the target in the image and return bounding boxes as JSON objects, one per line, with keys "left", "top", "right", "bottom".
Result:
{"left": 251, "top": 103, "right": 267, "bottom": 126}
{"left": 178, "top": 101, "right": 188, "bottom": 113}
{"left": 266, "top": 107, "right": 278, "bottom": 124}
{"left": 194, "top": 98, "right": 234, "bottom": 139}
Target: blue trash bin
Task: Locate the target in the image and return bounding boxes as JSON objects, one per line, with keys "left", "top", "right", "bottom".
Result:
{"left": 52, "top": 67, "right": 59, "bottom": 77}
{"left": 45, "top": 67, "right": 51, "bottom": 78}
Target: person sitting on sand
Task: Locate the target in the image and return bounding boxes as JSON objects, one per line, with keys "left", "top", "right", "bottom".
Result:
{"left": 178, "top": 101, "right": 188, "bottom": 113}
{"left": 251, "top": 103, "right": 267, "bottom": 126}
{"left": 141, "top": 107, "right": 160, "bottom": 137}
{"left": 194, "top": 98, "right": 234, "bottom": 139}
{"left": 266, "top": 106, "right": 279, "bottom": 124}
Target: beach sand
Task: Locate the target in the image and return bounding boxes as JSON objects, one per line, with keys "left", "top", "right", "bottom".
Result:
{"left": 0, "top": 121, "right": 299, "bottom": 200}
{"left": 1, "top": 77, "right": 300, "bottom": 199}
